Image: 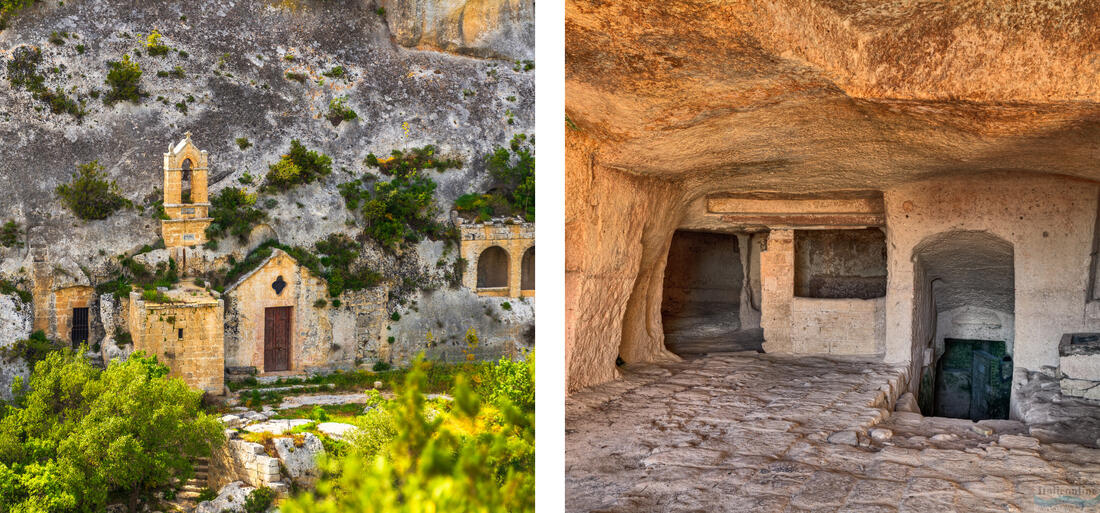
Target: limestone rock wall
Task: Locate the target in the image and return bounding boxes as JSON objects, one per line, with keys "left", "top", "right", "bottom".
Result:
{"left": 209, "top": 439, "right": 282, "bottom": 491}
{"left": 380, "top": 0, "right": 534, "bottom": 60}
{"left": 0, "top": 293, "right": 33, "bottom": 401}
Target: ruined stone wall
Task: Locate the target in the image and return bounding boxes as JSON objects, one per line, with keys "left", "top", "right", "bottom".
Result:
{"left": 208, "top": 439, "right": 282, "bottom": 491}
{"left": 883, "top": 174, "right": 1098, "bottom": 406}
{"left": 789, "top": 297, "right": 885, "bottom": 355}
{"left": 128, "top": 293, "right": 225, "bottom": 394}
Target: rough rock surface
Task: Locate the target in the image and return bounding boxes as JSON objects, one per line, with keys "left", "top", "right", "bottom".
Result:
{"left": 317, "top": 421, "right": 359, "bottom": 440}
{"left": 195, "top": 481, "right": 255, "bottom": 513}
{"left": 566, "top": 353, "right": 1100, "bottom": 512}
{"left": 381, "top": 0, "right": 534, "bottom": 60}
{"left": 565, "top": 0, "right": 1100, "bottom": 391}
{"left": 242, "top": 419, "right": 313, "bottom": 435}
{"left": 273, "top": 432, "right": 325, "bottom": 486}
{"left": 0, "top": 293, "right": 32, "bottom": 401}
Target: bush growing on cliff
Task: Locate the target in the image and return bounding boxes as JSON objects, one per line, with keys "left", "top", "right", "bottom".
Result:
{"left": 265, "top": 140, "right": 332, "bottom": 191}
{"left": 0, "top": 279, "right": 31, "bottom": 303}
{"left": 0, "top": 220, "right": 22, "bottom": 247}
{"left": 0, "top": 330, "right": 59, "bottom": 367}
{"left": 326, "top": 96, "right": 357, "bottom": 126}
{"left": 104, "top": 54, "right": 144, "bottom": 105}
{"left": 453, "top": 134, "right": 534, "bottom": 221}
{"left": 55, "top": 161, "right": 132, "bottom": 220}
{"left": 341, "top": 147, "right": 462, "bottom": 250}
{"left": 143, "top": 29, "right": 169, "bottom": 56}
{"left": 6, "top": 45, "right": 85, "bottom": 119}
{"left": 205, "top": 187, "right": 267, "bottom": 242}
{"left": 0, "top": 351, "right": 224, "bottom": 513}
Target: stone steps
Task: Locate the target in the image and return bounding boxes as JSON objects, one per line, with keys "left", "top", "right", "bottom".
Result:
{"left": 162, "top": 457, "right": 212, "bottom": 512}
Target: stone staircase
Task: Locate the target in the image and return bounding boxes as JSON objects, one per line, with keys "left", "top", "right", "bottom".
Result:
{"left": 164, "top": 457, "right": 211, "bottom": 512}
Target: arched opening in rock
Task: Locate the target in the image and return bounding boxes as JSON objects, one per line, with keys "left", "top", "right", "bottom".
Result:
{"left": 913, "top": 231, "right": 1014, "bottom": 420}
{"left": 521, "top": 246, "right": 535, "bottom": 291}
{"left": 661, "top": 230, "right": 762, "bottom": 355}
{"left": 476, "top": 246, "right": 510, "bottom": 289}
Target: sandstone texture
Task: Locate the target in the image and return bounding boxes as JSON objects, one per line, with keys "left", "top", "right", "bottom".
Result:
{"left": 566, "top": 353, "right": 1100, "bottom": 512}
{"left": 565, "top": 0, "right": 1100, "bottom": 394}
{"left": 381, "top": 0, "right": 534, "bottom": 60}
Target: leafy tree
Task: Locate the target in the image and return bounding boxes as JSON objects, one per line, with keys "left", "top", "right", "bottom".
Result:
{"left": 0, "top": 350, "right": 224, "bottom": 513}
{"left": 280, "top": 355, "right": 534, "bottom": 513}
{"left": 206, "top": 187, "right": 267, "bottom": 242}
{"left": 55, "top": 161, "right": 132, "bottom": 220}
{"left": 265, "top": 140, "right": 332, "bottom": 191}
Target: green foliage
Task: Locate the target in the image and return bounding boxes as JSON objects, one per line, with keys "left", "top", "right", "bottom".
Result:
{"left": 144, "top": 29, "right": 169, "bottom": 56}
{"left": 363, "top": 146, "right": 462, "bottom": 176}
{"left": 341, "top": 147, "right": 461, "bottom": 249}
{"left": 500, "top": 301, "right": 511, "bottom": 311}
{"left": 346, "top": 401, "right": 396, "bottom": 458}
{"left": 285, "top": 71, "right": 307, "bottom": 82}
{"left": 314, "top": 233, "right": 382, "bottom": 296}
{"left": 475, "top": 353, "right": 534, "bottom": 411}
{"left": 0, "top": 331, "right": 60, "bottom": 368}
{"left": 280, "top": 355, "right": 534, "bottom": 513}
{"left": 205, "top": 187, "right": 267, "bottom": 243}
{"left": 0, "top": 0, "right": 38, "bottom": 29}
{"left": 55, "top": 161, "right": 132, "bottom": 220}
{"left": 96, "top": 256, "right": 179, "bottom": 301}
{"left": 104, "top": 54, "right": 144, "bottom": 105}
{"left": 265, "top": 140, "right": 332, "bottom": 191}
{"left": 0, "top": 279, "right": 32, "bottom": 303}
{"left": 236, "top": 137, "right": 252, "bottom": 150}
{"left": 390, "top": 311, "right": 401, "bottom": 321}
{"left": 375, "top": 6, "right": 385, "bottom": 15}
{"left": 322, "top": 66, "right": 345, "bottom": 79}
{"left": 156, "top": 65, "right": 185, "bottom": 79}
{"left": 372, "top": 361, "right": 391, "bottom": 372}
{"left": 141, "top": 289, "right": 171, "bottom": 303}
{"left": 48, "top": 30, "right": 64, "bottom": 45}
{"left": 0, "top": 219, "right": 22, "bottom": 247}
{"left": 0, "top": 351, "right": 224, "bottom": 513}
{"left": 6, "top": 45, "right": 85, "bottom": 119}
{"left": 453, "top": 134, "right": 534, "bottom": 221}
{"left": 197, "top": 487, "right": 217, "bottom": 502}
{"left": 245, "top": 486, "right": 277, "bottom": 513}
{"left": 313, "top": 298, "right": 327, "bottom": 308}
{"left": 326, "top": 96, "right": 357, "bottom": 126}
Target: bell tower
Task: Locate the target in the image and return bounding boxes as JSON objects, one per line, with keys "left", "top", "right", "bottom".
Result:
{"left": 161, "top": 132, "right": 213, "bottom": 252}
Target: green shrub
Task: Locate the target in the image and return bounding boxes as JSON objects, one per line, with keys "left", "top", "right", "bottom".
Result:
{"left": 285, "top": 71, "right": 306, "bottom": 82}
{"left": 363, "top": 145, "right": 461, "bottom": 176}
{"left": 346, "top": 398, "right": 395, "bottom": 458}
{"left": 372, "top": 361, "right": 391, "bottom": 372}
{"left": 244, "top": 486, "right": 276, "bottom": 513}
{"left": 390, "top": 311, "right": 401, "bottom": 321}
{"left": 455, "top": 135, "right": 534, "bottom": 221}
{"left": 313, "top": 298, "right": 327, "bottom": 308}
{"left": 236, "top": 137, "right": 252, "bottom": 150}
{"left": 55, "top": 161, "right": 132, "bottom": 220}
{"left": 197, "top": 487, "right": 217, "bottom": 502}
{"left": 326, "top": 96, "right": 357, "bottom": 126}
{"left": 322, "top": 66, "right": 345, "bottom": 79}
{"left": 0, "top": 278, "right": 31, "bottom": 303}
{"left": 280, "top": 356, "right": 533, "bottom": 512}
{"left": 48, "top": 30, "right": 64, "bottom": 45}
{"left": 0, "top": 0, "right": 39, "bottom": 29}
{"left": 156, "top": 65, "right": 185, "bottom": 79}
{"left": 6, "top": 45, "right": 85, "bottom": 119}
{"left": 103, "top": 54, "right": 144, "bottom": 105}
{"left": 265, "top": 140, "right": 332, "bottom": 191}
{"left": 0, "top": 330, "right": 59, "bottom": 367}
{"left": 0, "top": 219, "right": 22, "bottom": 247}
{"left": 205, "top": 187, "right": 266, "bottom": 242}
{"left": 501, "top": 301, "right": 512, "bottom": 311}
{"left": 144, "top": 29, "right": 169, "bottom": 56}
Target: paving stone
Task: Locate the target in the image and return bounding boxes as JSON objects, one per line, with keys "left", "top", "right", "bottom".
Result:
{"left": 565, "top": 353, "right": 1100, "bottom": 513}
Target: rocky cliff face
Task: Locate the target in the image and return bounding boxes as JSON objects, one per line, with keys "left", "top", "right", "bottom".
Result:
{"left": 565, "top": 0, "right": 1100, "bottom": 391}
{"left": 0, "top": 0, "right": 534, "bottom": 369}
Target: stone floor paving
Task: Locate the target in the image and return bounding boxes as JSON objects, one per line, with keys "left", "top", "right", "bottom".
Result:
{"left": 566, "top": 352, "right": 1100, "bottom": 513}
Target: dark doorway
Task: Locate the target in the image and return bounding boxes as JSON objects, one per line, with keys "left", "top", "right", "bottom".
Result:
{"left": 661, "top": 230, "right": 762, "bottom": 355}
{"left": 71, "top": 307, "right": 89, "bottom": 348}
{"left": 521, "top": 247, "right": 535, "bottom": 291}
{"left": 477, "top": 246, "right": 510, "bottom": 289}
{"left": 934, "top": 339, "right": 1012, "bottom": 420}
{"left": 264, "top": 306, "right": 292, "bottom": 372}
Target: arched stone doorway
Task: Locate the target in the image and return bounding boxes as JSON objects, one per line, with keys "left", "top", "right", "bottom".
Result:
{"left": 913, "top": 231, "right": 1014, "bottom": 420}
{"left": 477, "top": 246, "right": 510, "bottom": 289}
{"left": 521, "top": 246, "right": 535, "bottom": 292}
